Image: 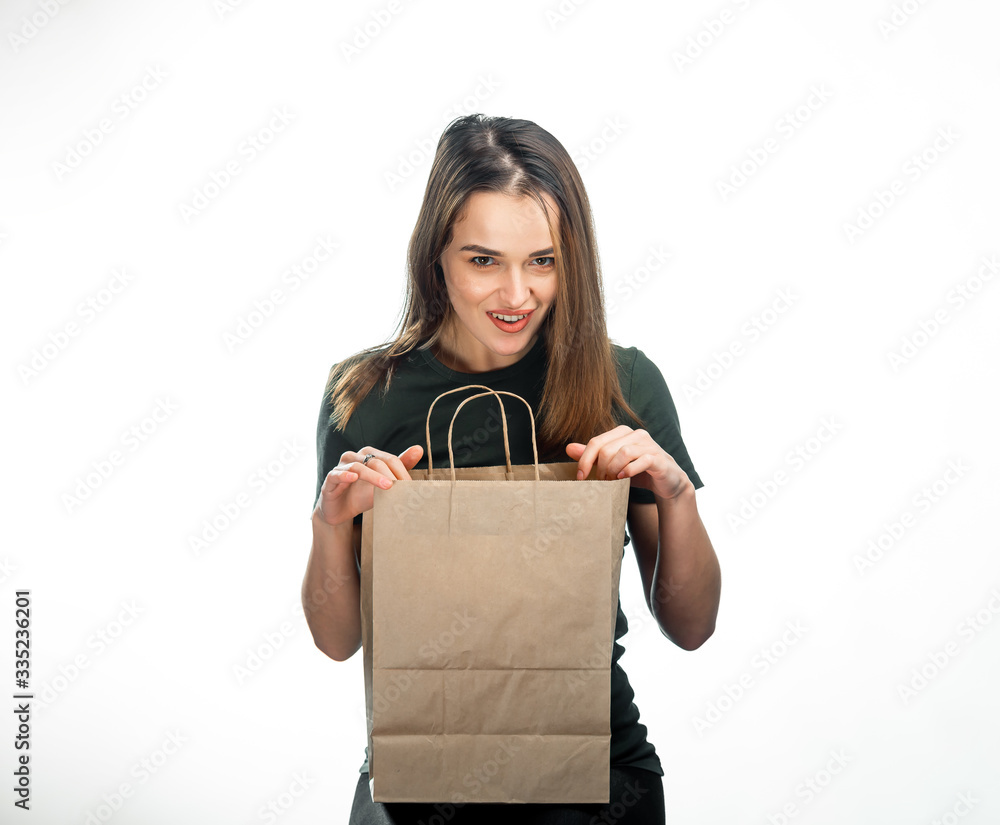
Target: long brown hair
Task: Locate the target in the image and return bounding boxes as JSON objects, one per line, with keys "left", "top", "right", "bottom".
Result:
{"left": 325, "top": 113, "right": 644, "bottom": 459}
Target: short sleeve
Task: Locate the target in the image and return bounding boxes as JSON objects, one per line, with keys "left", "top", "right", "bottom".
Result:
{"left": 621, "top": 348, "right": 704, "bottom": 505}
{"left": 313, "top": 363, "right": 366, "bottom": 527}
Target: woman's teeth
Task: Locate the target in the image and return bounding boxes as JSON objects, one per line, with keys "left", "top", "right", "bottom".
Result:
{"left": 489, "top": 312, "right": 527, "bottom": 322}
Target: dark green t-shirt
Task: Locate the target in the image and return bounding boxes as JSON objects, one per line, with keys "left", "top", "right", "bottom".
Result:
{"left": 313, "top": 332, "right": 704, "bottom": 778}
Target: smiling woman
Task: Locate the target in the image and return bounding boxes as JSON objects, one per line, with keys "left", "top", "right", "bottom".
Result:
{"left": 303, "top": 113, "right": 720, "bottom": 824}
{"left": 434, "top": 190, "right": 559, "bottom": 372}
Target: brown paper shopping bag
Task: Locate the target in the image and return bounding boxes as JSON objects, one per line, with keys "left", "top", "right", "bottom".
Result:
{"left": 361, "top": 385, "right": 630, "bottom": 804}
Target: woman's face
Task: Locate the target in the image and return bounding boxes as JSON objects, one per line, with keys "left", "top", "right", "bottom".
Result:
{"left": 437, "top": 190, "right": 558, "bottom": 373}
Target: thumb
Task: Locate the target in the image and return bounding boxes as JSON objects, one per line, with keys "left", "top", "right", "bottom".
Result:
{"left": 565, "top": 442, "right": 584, "bottom": 457}
{"left": 400, "top": 444, "right": 424, "bottom": 468}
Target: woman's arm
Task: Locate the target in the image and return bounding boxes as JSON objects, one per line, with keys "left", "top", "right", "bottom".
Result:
{"left": 302, "top": 444, "right": 423, "bottom": 661}
{"left": 301, "top": 513, "right": 363, "bottom": 661}
{"left": 627, "top": 483, "right": 721, "bottom": 650}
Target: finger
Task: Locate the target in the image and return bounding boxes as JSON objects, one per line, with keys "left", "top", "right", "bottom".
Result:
{"left": 594, "top": 437, "right": 635, "bottom": 480}
{"left": 575, "top": 426, "right": 633, "bottom": 480}
{"left": 346, "top": 455, "right": 395, "bottom": 489}
{"left": 355, "top": 447, "right": 417, "bottom": 483}
{"left": 318, "top": 468, "right": 361, "bottom": 513}
{"left": 612, "top": 450, "right": 652, "bottom": 480}
{"left": 399, "top": 444, "right": 423, "bottom": 473}
{"left": 606, "top": 440, "right": 646, "bottom": 480}
{"left": 325, "top": 466, "right": 359, "bottom": 490}
{"left": 377, "top": 446, "right": 421, "bottom": 482}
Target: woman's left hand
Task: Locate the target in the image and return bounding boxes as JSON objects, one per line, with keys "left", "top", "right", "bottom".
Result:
{"left": 565, "top": 425, "right": 691, "bottom": 501}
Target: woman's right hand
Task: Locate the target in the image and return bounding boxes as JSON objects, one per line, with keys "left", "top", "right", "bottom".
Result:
{"left": 314, "top": 444, "right": 424, "bottom": 527}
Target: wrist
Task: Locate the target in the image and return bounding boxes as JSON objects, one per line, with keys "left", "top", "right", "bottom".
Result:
{"left": 655, "top": 475, "right": 695, "bottom": 509}
{"left": 312, "top": 506, "right": 355, "bottom": 534}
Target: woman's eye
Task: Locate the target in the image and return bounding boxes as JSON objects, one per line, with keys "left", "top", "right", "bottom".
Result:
{"left": 469, "top": 255, "right": 553, "bottom": 269}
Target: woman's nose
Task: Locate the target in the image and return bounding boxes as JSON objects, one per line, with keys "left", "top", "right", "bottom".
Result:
{"left": 498, "top": 267, "right": 529, "bottom": 306}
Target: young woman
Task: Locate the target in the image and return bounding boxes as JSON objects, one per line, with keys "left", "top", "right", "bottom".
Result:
{"left": 303, "top": 114, "right": 721, "bottom": 824}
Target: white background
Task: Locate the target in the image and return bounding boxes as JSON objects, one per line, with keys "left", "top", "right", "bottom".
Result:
{"left": 3, "top": 0, "right": 999, "bottom": 822}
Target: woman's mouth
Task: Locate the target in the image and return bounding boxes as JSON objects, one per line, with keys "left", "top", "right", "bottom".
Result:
{"left": 487, "top": 310, "right": 532, "bottom": 333}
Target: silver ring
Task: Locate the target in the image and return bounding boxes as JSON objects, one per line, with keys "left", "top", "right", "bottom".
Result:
{"left": 362, "top": 453, "right": 375, "bottom": 466}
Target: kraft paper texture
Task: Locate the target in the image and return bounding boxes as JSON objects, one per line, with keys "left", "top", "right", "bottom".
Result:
{"left": 359, "top": 388, "right": 630, "bottom": 803}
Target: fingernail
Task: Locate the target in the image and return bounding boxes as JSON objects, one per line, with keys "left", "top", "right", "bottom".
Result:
{"left": 576, "top": 469, "right": 584, "bottom": 480}
{"left": 380, "top": 478, "right": 392, "bottom": 488}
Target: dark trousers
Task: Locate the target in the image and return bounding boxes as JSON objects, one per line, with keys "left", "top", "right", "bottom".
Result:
{"left": 349, "top": 765, "right": 665, "bottom": 825}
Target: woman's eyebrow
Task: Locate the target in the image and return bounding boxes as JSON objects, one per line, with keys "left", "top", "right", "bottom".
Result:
{"left": 459, "top": 243, "right": 554, "bottom": 258}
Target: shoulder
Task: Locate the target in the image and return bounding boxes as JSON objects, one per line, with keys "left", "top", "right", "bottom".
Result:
{"left": 328, "top": 342, "right": 394, "bottom": 378}
{"left": 610, "top": 342, "right": 638, "bottom": 389}
{"left": 324, "top": 342, "right": 404, "bottom": 397}
{"left": 610, "top": 341, "right": 668, "bottom": 404}
{"left": 322, "top": 341, "right": 427, "bottom": 424}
